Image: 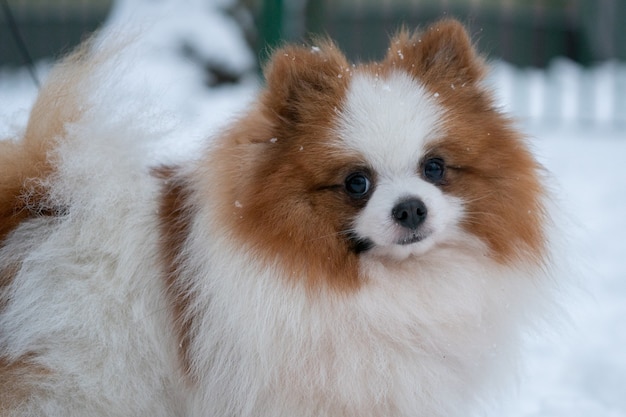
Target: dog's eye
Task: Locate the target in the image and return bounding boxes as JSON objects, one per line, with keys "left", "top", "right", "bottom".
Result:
{"left": 345, "top": 172, "right": 371, "bottom": 198}
{"left": 423, "top": 158, "right": 446, "bottom": 184}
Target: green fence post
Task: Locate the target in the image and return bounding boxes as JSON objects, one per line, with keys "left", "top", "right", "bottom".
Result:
{"left": 259, "top": 0, "right": 284, "bottom": 63}
{"left": 305, "top": 0, "right": 325, "bottom": 38}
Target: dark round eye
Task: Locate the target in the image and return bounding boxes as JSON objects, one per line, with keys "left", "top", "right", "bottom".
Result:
{"left": 423, "top": 158, "right": 446, "bottom": 184}
{"left": 345, "top": 172, "right": 371, "bottom": 198}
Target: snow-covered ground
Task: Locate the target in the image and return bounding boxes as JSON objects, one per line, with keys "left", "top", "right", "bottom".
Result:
{"left": 505, "top": 125, "right": 626, "bottom": 417}
{"left": 1, "top": 2, "right": 625, "bottom": 416}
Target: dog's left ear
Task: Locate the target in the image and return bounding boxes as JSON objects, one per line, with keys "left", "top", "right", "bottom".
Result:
{"left": 386, "top": 19, "right": 485, "bottom": 86}
{"left": 261, "top": 41, "right": 350, "bottom": 127}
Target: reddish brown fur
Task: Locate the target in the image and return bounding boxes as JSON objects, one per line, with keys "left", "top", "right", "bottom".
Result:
{"left": 154, "top": 166, "right": 196, "bottom": 377}
{"left": 0, "top": 140, "right": 53, "bottom": 245}
{"left": 205, "top": 41, "right": 370, "bottom": 293}
{"left": 382, "top": 20, "right": 546, "bottom": 264}
{"left": 433, "top": 116, "right": 546, "bottom": 265}
{"left": 0, "top": 355, "right": 50, "bottom": 415}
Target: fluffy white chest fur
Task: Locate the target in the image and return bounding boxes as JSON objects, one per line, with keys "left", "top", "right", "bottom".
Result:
{"left": 0, "top": 20, "right": 559, "bottom": 417}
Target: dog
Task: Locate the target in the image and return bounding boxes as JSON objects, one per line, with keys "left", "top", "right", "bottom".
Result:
{"left": 0, "top": 19, "right": 558, "bottom": 417}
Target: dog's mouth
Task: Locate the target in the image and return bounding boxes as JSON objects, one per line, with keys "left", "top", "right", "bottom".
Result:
{"left": 347, "top": 230, "right": 432, "bottom": 254}
{"left": 396, "top": 233, "right": 425, "bottom": 246}
{"left": 395, "top": 228, "right": 433, "bottom": 245}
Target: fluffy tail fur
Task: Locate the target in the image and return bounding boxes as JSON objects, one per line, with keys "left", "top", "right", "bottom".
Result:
{"left": 0, "top": 35, "right": 162, "bottom": 244}
{"left": 0, "top": 41, "right": 104, "bottom": 242}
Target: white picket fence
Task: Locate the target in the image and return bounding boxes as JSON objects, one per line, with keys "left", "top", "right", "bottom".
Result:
{"left": 488, "top": 59, "right": 626, "bottom": 128}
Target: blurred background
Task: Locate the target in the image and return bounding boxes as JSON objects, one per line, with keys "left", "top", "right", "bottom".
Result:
{"left": 1, "top": 1, "right": 625, "bottom": 416}
{"left": 2, "top": 0, "right": 626, "bottom": 65}
{"left": 1, "top": 0, "right": 625, "bottom": 126}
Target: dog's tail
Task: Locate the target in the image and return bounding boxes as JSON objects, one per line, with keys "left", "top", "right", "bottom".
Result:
{"left": 0, "top": 35, "right": 158, "bottom": 242}
{"left": 0, "top": 42, "right": 96, "bottom": 241}
{"left": 0, "top": 136, "right": 51, "bottom": 242}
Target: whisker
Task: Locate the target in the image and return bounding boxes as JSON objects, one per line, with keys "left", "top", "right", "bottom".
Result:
{"left": 459, "top": 192, "right": 498, "bottom": 205}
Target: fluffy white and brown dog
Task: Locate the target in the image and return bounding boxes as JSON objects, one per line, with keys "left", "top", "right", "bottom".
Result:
{"left": 0, "top": 20, "right": 558, "bottom": 417}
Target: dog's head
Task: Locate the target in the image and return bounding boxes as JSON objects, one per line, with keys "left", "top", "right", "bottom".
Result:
{"left": 210, "top": 19, "right": 547, "bottom": 289}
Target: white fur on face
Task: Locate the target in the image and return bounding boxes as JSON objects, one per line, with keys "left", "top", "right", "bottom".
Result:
{"left": 334, "top": 71, "right": 464, "bottom": 259}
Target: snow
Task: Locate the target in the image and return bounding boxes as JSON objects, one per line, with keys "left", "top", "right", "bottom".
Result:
{"left": 489, "top": 59, "right": 626, "bottom": 126}
{"left": 100, "top": 0, "right": 259, "bottom": 160}
{"left": 1, "top": 2, "right": 625, "bottom": 415}
{"left": 503, "top": 126, "right": 626, "bottom": 417}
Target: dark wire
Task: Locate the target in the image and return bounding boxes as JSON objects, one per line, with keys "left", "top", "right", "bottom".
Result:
{"left": 1, "top": 0, "right": 40, "bottom": 88}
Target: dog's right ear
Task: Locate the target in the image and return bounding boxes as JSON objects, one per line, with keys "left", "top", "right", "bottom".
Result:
{"left": 261, "top": 42, "right": 350, "bottom": 126}
{"left": 385, "top": 19, "right": 485, "bottom": 87}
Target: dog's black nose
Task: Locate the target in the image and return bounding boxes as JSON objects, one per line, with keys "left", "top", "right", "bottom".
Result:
{"left": 392, "top": 198, "right": 427, "bottom": 230}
